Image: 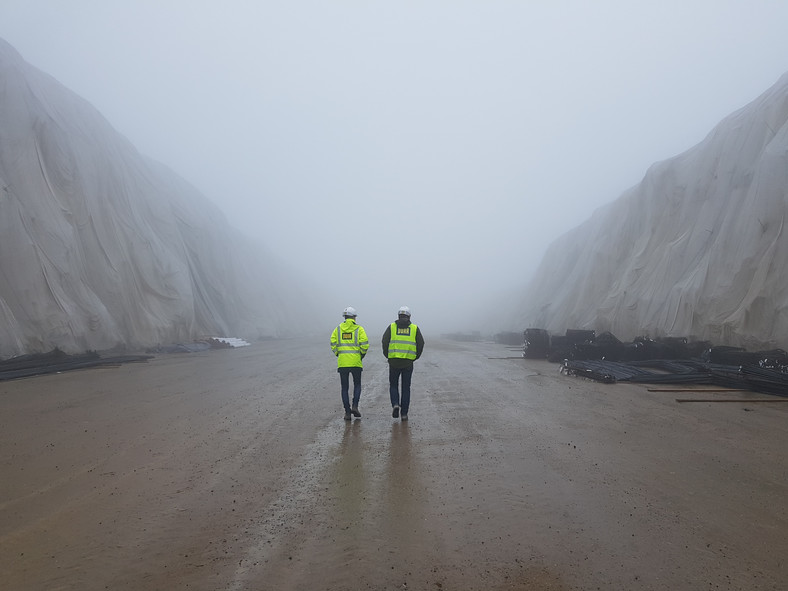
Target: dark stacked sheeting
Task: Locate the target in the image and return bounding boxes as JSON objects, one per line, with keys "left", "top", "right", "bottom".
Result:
{"left": 524, "top": 327, "right": 788, "bottom": 397}
{"left": 0, "top": 348, "right": 152, "bottom": 381}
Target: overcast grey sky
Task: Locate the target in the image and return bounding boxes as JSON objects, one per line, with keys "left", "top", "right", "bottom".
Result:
{"left": 2, "top": 1, "right": 788, "bottom": 334}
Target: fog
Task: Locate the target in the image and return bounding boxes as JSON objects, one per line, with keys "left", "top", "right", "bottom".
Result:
{"left": 2, "top": 1, "right": 788, "bottom": 335}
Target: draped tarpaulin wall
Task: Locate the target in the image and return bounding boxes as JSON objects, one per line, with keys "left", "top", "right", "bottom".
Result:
{"left": 0, "top": 38, "right": 316, "bottom": 357}
{"left": 516, "top": 72, "right": 788, "bottom": 350}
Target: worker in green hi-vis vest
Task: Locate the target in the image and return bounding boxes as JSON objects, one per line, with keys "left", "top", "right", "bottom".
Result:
{"left": 381, "top": 306, "right": 424, "bottom": 421}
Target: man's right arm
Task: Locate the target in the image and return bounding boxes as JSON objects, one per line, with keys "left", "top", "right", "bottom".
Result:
{"left": 381, "top": 325, "right": 391, "bottom": 357}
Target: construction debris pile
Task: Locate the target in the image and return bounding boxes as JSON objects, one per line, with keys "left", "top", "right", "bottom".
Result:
{"left": 523, "top": 328, "right": 788, "bottom": 397}
{"left": 146, "top": 336, "right": 252, "bottom": 354}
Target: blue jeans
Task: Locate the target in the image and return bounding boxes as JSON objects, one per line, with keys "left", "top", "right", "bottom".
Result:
{"left": 389, "top": 366, "right": 413, "bottom": 415}
{"left": 338, "top": 367, "right": 362, "bottom": 412}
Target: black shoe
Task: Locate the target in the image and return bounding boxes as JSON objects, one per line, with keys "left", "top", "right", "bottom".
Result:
{"left": 351, "top": 407, "right": 361, "bottom": 418}
{"left": 392, "top": 405, "right": 400, "bottom": 418}
{"left": 344, "top": 412, "right": 352, "bottom": 421}
{"left": 401, "top": 414, "right": 408, "bottom": 421}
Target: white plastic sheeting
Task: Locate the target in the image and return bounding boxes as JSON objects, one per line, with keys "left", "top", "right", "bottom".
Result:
{"left": 0, "top": 39, "right": 316, "bottom": 357}
{"left": 516, "top": 72, "right": 788, "bottom": 350}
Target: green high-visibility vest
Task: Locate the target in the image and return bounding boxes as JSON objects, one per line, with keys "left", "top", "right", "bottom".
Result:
{"left": 388, "top": 322, "right": 418, "bottom": 361}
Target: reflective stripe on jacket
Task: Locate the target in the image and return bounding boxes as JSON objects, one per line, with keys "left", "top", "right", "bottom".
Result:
{"left": 387, "top": 321, "right": 418, "bottom": 361}
{"left": 330, "top": 319, "right": 369, "bottom": 368}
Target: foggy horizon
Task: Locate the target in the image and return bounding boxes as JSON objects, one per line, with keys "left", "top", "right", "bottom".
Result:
{"left": 3, "top": 1, "right": 788, "bottom": 337}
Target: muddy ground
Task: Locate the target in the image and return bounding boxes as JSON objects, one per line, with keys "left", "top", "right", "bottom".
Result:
{"left": 1, "top": 337, "right": 786, "bottom": 590}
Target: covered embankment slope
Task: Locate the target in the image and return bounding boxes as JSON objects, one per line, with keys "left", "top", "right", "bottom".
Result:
{"left": 0, "top": 38, "right": 316, "bottom": 357}
{"left": 517, "top": 72, "right": 788, "bottom": 350}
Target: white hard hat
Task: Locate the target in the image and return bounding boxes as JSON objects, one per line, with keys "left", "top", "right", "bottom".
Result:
{"left": 397, "top": 306, "right": 411, "bottom": 317}
{"left": 343, "top": 306, "right": 357, "bottom": 318}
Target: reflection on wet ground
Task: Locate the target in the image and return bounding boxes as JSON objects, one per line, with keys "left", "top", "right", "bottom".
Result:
{"left": 334, "top": 420, "right": 366, "bottom": 521}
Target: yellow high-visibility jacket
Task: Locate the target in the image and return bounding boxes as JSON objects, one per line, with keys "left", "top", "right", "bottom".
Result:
{"left": 330, "top": 319, "right": 369, "bottom": 368}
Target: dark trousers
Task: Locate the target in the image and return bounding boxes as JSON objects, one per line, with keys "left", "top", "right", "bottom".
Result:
{"left": 338, "top": 367, "right": 362, "bottom": 412}
{"left": 389, "top": 366, "right": 413, "bottom": 415}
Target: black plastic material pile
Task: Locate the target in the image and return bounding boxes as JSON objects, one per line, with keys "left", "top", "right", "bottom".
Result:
{"left": 523, "top": 328, "right": 551, "bottom": 359}
{"left": 524, "top": 328, "right": 788, "bottom": 397}
{"left": 0, "top": 348, "right": 153, "bottom": 381}
{"left": 562, "top": 358, "right": 788, "bottom": 396}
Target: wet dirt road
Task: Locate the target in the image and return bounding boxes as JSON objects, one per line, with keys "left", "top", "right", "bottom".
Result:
{"left": 1, "top": 337, "right": 786, "bottom": 590}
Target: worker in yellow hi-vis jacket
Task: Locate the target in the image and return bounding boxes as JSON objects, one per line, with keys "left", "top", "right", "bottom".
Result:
{"left": 330, "top": 307, "right": 369, "bottom": 421}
